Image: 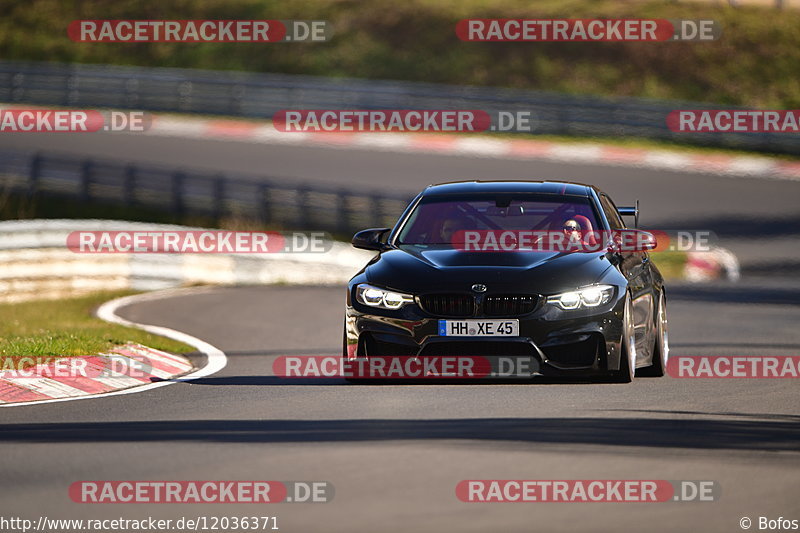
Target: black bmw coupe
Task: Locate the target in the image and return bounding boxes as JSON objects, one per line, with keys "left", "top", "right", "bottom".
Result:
{"left": 344, "top": 181, "right": 668, "bottom": 382}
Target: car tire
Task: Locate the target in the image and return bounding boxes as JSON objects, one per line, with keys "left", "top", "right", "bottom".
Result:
{"left": 611, "top": 294, "right": 636, "bottom": 383}
{"left": 639, "top": 291, "right": 669, "bottom": 378}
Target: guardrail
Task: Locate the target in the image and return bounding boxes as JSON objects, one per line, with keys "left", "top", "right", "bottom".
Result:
{"left": 0, "top": 149, "right": 413, "bottom": 236}
{"left": 0, "top": 219, "right": 373, "bottom": 303}
{"left": 1, "top": 60, "right": 797, "bottom": 155}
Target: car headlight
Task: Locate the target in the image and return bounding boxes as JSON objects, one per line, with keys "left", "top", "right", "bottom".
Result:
{"left": 355, "top": 284, "right": 414, "bottom": 310}
{"left": 546, "top": 285, "right": 614, "bottom": 310}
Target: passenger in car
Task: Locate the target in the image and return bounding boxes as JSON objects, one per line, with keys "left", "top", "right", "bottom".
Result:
{"left": 562, "top": 218, "right": 583, "bottom": 245}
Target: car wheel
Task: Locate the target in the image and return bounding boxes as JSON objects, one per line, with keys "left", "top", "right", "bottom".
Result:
{"left": 612, "top": 294, "right": 636, "bottom": 383}
{"left": 640, "top": 291, "right": 669, "bottom": 377}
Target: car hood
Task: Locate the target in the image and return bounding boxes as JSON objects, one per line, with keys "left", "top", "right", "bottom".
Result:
{"left": 365, "top": 246, "right": 614, "bottom": 295}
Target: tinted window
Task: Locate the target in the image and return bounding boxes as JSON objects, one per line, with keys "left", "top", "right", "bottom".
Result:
{"left": 599, "top": 194, "right": 625, "bottom": 230}
{"left": 397, "top": 195, "right": 601, "bottom": 245}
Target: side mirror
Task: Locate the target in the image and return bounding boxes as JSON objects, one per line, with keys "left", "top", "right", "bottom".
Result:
{"left": 352, "top": 228, "right": 391, "bottom": 251}
{"left": 610, "top": 229, "right": 658, "bottom": 254}
{"left": 618, "top": 199, "right": 639, "bottom": 228}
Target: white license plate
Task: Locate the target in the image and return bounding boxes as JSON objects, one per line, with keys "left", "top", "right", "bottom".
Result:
{"left": 438, "top": 319, "right": 519, "bottom": 337}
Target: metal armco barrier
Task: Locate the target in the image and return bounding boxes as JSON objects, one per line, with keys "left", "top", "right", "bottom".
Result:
{"left": 0, "top": 219, "right": 373, "bottom": 303}
{"left": 0, "top": 60, "right": 797, "bottom": 155}
{"left": 0, "top": 149, "right": 413, "bottom": 235}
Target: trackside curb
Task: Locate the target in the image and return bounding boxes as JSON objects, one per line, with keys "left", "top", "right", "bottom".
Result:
{"left": 0, "top": 288, "right": 228, "bottom": 407}
{"left": 0, "top": 343, "right": 193, "bottom": 404}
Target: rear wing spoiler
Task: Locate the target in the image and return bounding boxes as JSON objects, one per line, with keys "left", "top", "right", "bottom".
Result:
{"left": 618, "top": 200, "right": 639, "bottom": 228}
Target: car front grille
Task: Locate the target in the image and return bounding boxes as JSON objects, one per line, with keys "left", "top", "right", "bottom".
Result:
{"left": 483, "top": 295, "right": 538, "bottom": 316}
{"left": 418, "top": 293, "right": 539, "bottom": 317}
{"left": 419, "top": 294, "right": 474, "bottom": 317}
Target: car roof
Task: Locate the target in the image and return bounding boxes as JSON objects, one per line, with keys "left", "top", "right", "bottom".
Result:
{"left": 421, "top": 180, "right": 597, "bottom": 197}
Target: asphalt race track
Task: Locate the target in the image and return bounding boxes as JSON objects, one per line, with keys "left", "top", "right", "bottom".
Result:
{"left": 0, "top": 133, "right": 799, "bottom": 532}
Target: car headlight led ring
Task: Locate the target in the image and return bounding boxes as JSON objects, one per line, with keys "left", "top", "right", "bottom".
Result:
{"left": 356, "top": 284, "right": 414, "bottom": 310}
{"left": 546, "top": 285, "right": 614, "bottom": 310}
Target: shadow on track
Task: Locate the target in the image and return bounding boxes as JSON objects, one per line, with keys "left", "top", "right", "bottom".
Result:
{"left": 0, "top": 417, "right": 798, "bottom": 451}
{"left": 184, "top": 376, "right": 608, "bottom": 386}
{"left": 598, "top": 409, "right": 800, "bottom": 422}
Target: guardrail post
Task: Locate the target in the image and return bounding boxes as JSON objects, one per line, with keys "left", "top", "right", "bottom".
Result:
{"left": 11, "top": 71, "right": 25, "bottom": 103}
{"left": 81, "top": 160, "right": 93, "bottom": 202}
{"left": 28, "top": 153, "right": 42, "bottom": 195}
{"left": 230, "top": 85, "right": 244, "bottom": 115}
{"left": 212, "top": 176, "right": 226, "bottom": 223}
{"left": 172, "top": 171, "right": 185, "bottom": 218}
{"left": 123, "top": 164, "right": 136, "bottom": 205}
{"left": 557, "top": 107, "right": 569, "bottom": 135}
{"left": 371, "top": 194, "right": 384, "bottom": 227}
{"left": 259, "top": 183, "right": 271, "bottom": 224}
{"left": 65, "top": 73, "right": 75, "bottom": 106}
{"left": 296, "top": 185, "right": 310, "bottom": 229}
{"left": 336, "top": 189, "right": 350, "bottom": 236}
{"left": 178, "top": 82, "right": 192, "bottom": 112}
{"left": 125, "top": 78, "right": 139, "bottom": 107}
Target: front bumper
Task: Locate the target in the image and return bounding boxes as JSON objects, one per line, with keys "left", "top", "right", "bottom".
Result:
{"left": 344, "top": 290, "right": 626, "bottom": 377}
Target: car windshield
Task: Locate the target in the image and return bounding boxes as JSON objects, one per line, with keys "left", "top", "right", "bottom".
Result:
{"left": 396, "top": 194, "right": 602, "bottom": 245}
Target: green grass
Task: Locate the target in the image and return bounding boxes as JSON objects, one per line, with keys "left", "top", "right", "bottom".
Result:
{"left": 0, "top": 291, "right": 193, "bottom": 367}
{"left": 650, "top": 250, "right": 688, "bottom": 280}
{"left": 2, "top": 0, "right": 799, "bottom": 108}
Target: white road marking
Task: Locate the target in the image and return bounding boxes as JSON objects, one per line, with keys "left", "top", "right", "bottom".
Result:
{"left": 0, "top": 287, "right": 227, "bottom": 407}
